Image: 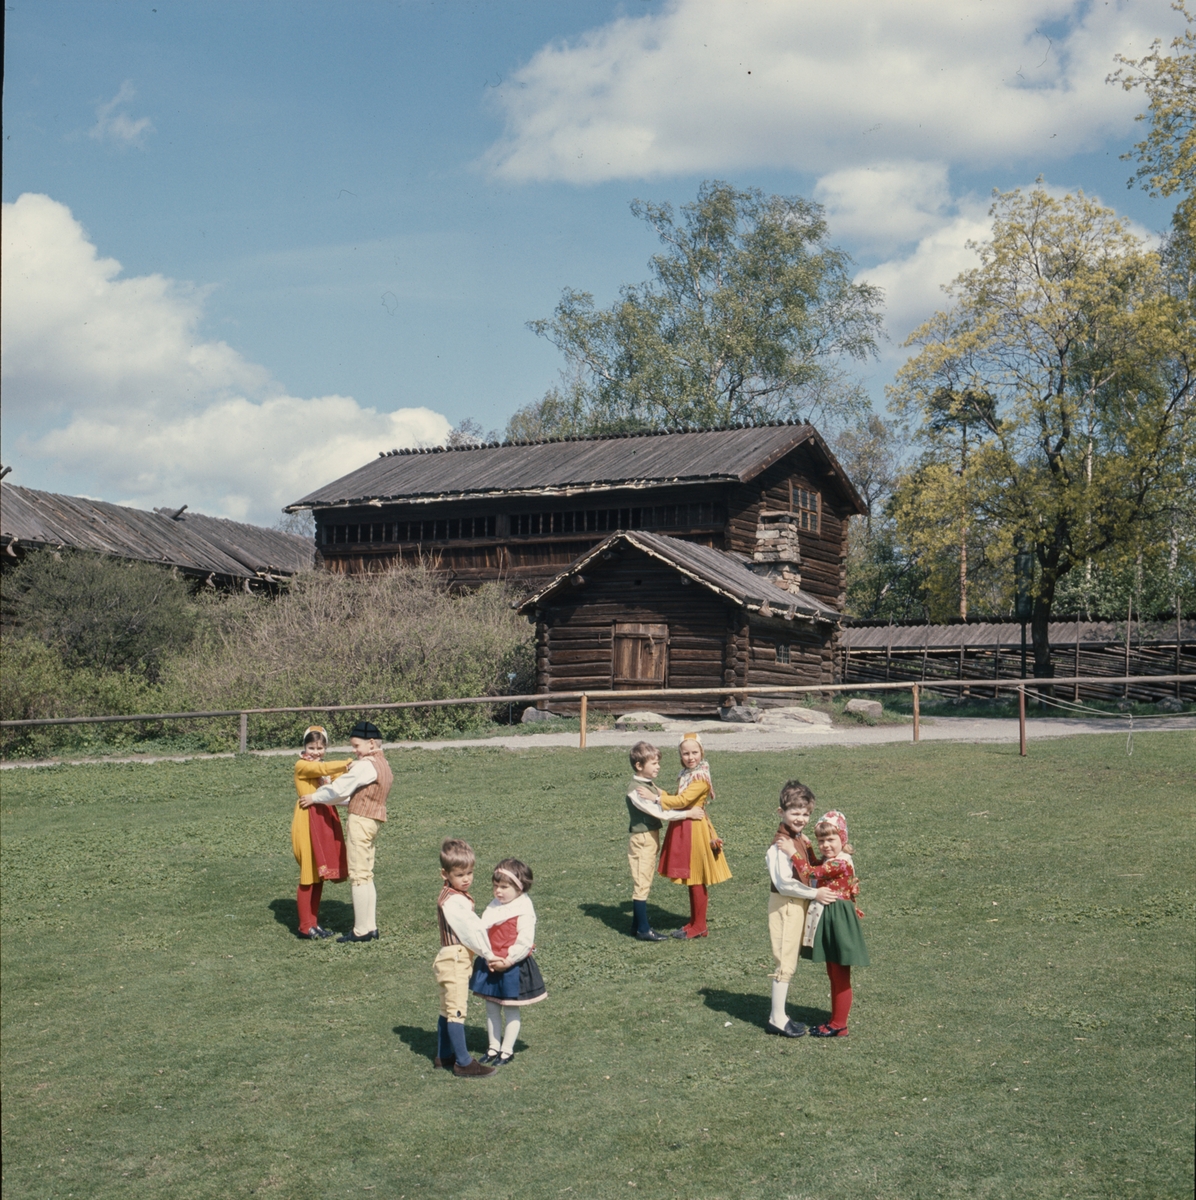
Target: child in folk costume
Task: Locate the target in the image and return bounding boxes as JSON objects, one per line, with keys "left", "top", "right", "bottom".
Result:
{"left": 291, "top": 726, "right": 351, "bottom": 939}
{"left": 638, "top": 732, "right": 732, "bottom": 939}
{"left": 433, "top": 839, "right": 498, "bottom": 1078}
{"left": 469, "top": 859, "right": 547, "bottom": 1066}
{"left": 791, "top": 809, "right": 869, "bottom": 1037}
{"left": 764, "top": 781, "right": 838, "bottom": 1037}
{"left": 624, "top": 741, "right": 705, "bottom": 941}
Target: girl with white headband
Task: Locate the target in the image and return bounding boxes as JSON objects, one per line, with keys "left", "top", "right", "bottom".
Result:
{"left": 468, "top": 858, "right": 547, "bottom": 1065}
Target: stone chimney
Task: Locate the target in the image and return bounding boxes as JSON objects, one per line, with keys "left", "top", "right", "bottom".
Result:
{"left": 746, "top": 510, "right": 803, "bottom": 595}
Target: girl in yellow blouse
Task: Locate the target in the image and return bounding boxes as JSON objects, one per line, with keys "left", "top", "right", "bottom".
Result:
{"left": 291, "top": 726, "right": 352, "bottom": 939}
{"left": 637, "top": 732, "right": 731, "bottom": 938}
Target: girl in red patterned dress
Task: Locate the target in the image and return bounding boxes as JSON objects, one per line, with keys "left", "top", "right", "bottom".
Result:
{"left": 290, "top": 726, "right": 351, "bottom": 939}
{"left": 468, "top": 858, "right": 547, "bottom": 1066}
{"left": 786, "top": 809, "right": 869, "bottom": 1037}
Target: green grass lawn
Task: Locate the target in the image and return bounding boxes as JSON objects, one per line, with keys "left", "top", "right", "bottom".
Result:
{"left": 2, "top": 735, "right": 1193, "bottom": 1199}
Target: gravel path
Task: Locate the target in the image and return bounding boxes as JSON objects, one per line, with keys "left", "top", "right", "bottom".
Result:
{"left": 3, "top": 712, "right": 1192, "bottom": 769}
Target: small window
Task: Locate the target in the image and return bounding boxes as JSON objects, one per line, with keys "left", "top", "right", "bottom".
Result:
{"left": 776, "top": 643, "right": 791, "bottom": 665}
{"left": 791, "top": 483, "right": 820, "bottom": 533}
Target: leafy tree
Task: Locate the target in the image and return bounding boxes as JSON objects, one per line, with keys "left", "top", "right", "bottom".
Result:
{"left": 511, "top": 181, "right": 882, "bottom": 437}
{"left": 1, "top": 551, "right": 198, "bottom": 681}
{"left": 1110, "top": 2, "right": 1195, "bottom": 236}
{"left": 890, "top": 186, "right": 1193, "bottom": 678}
{"left": 445, "top": 417, "right": 500, "bottom": 447}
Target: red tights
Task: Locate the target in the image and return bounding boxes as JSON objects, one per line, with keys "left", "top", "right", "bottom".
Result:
{"left": 826, "top": 961, "right": 852, "bottom": 1030}
{"left": 685, "top": 885, "right": 709, "bottom": 936}
{"left": 297, "top": 881, "right": 324, "bottom": 934}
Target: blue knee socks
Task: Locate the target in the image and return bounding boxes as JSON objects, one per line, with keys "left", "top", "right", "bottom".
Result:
{"left": 632, "top": 899, "right": 650, "bottom": 935}
{"left": 436, "top": 1016, "right": 453, "bottom": 1061}
{"left": 445, "top": 1019, "right": 472, "bottom": 1066}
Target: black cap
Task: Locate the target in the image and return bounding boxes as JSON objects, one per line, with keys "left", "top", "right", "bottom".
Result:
{"left": 349, "top": 720, "right": 382, "bottom": 741}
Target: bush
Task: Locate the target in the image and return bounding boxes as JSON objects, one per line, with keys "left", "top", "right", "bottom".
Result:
{"left": 2, "top": 551, "right": 198, "bottom": 681}
{"left": 164, "top": 566, "right": 534, "bottom": 747}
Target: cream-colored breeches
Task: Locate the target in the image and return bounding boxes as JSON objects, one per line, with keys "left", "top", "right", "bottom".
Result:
{"left": 433, "top": 944, "right": 473, "bottom": 1024}
{"left": 768, "top": 892, "right": 810, "bottom": 982}
{"left": 345, "top": 813, "right": 381, "bottom": 884}
{"left": 627, "top": 830, "right": 660, "bottom": 901}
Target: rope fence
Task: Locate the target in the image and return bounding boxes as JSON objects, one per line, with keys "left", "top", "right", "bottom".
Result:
{"left": 2, "top": 674, "right": 1192, "bottom": 758}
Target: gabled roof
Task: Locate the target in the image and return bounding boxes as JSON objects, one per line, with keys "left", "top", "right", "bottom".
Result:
{"left": 1, "top": 484, "right": 313, "bottom": 583}
{"left": 288, "top": 422, "right": 866, "bottom": 514}
{"left": 518, "top": 530, "right": 841, "bottom": 624}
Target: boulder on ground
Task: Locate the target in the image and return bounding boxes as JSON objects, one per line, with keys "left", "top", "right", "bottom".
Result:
{"left": 844, "top": 698, "right": 884, "bottom": 720}
{"left": 521, "top": 706, "right": 562, "bottom": 724}
{"left": 615, "top": 711, "right": 668, "bottom": 730}
{"left": 1155, "top": 696, "right": 1184, "bottom": 713}
{"left": 756, "top": 705, "right": 832, "bottom": 728}
{"left": 718, "top": 705, "right": 761, "bottom": 723}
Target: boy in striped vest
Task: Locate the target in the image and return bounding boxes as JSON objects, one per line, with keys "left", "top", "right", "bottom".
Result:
{"left": 300, "top": 720, "right": 393, "bottom": 942}
{"left": 434, "top": 839, "right": 498, "bottom": 1078}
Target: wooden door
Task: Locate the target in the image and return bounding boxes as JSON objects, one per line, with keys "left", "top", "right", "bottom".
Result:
{"left": 612, "top": 622, "right": 669, "bottom": 688}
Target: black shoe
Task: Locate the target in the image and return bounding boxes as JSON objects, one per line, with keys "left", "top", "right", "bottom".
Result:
{"left": 765, "top": 1019, "right": 808, "bottom": 1038}
{"left": 337, "top": 929, "right": 379, "bottom": 943}
{"left": 310, "top": 925, "right": 334, "bottom": 939}
{"left": 809, "top": 1023, "right": 848, "bottom": 1038}
{"left": 635, "top": 929, "right": 667, "bottom": 941}
{"left": 479, "top": 1050, "right": 502, "bottom": 1066}
{"left": 495, "top": 1052, "right": 514, "bottom": 1067}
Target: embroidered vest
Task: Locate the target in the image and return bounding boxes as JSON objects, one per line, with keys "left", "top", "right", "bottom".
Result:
{"left": 437, "top": 885, "right": 473, "bottom": 947}
{"left": 348, "top": 750, "right": 392, "bottom": 822}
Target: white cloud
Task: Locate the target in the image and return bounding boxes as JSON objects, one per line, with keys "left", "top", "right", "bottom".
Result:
{"left": 89, "top": 81, "right": 155, "bottom": 147}
{"left": 484, "top": 0, "right": 1166, "bottom": 184}
{"left": 1, "top": 194, "right": 451, "bottom": 523}
{"left": 814, "top": 162, "right": 952, "bottom": 255}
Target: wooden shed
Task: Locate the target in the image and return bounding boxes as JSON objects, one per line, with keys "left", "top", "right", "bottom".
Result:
{"left": 517, "top": 530, "right": 841, "bottom": 715}
{"left": 286, "top": 422, "right": 866, "bottom": 601}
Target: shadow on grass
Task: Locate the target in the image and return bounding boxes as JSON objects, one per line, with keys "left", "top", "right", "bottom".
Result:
{"left": 392, "top": 1024, "right": 509, "bottom": 1062}
{"left": 267, "top": 896, "right": 354, "bottom": 937}
{"left": 699, "top": 987, "right": 827, "bottom": 1031}
{"left": 578, "top": 900, "right": 687, "bottom": 937}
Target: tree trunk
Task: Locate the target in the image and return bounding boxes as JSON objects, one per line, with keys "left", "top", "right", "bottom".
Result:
{"left": 1030, "top": 573, "right": 1059, "bottom": 684}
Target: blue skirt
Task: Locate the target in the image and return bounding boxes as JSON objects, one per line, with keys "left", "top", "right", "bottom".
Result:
{"left": 469, "top": 954, "right": 547, "bottom": 1006}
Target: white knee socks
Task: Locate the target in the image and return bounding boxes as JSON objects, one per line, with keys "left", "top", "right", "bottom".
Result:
{"left": 500, "top": 1013, "right": 521, "bottom": 1055}
{"left": 485, "top": 1000, "right": 522, "bottom": 1055}
{"left": 770, "top": 979, "right": 791, "bottom": 1027}
{"left": 486, "top": 1001, "right": 503, "bottom": 1053}
{"left": 351, "top": 881, "right": 377, "bottom": 935}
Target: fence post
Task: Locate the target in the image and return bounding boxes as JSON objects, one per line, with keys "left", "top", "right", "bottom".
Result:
{"left": 239, "top": 712, "right": 248, "bottom": 754}
{"left": 912, "top": 684, "right": 920, "bottom": 743}
{"left": 1018, "top": 686, "right": 1027, "bottom": 757}
{"left": 579, "top": 694, "right": 587, "bottom": 750}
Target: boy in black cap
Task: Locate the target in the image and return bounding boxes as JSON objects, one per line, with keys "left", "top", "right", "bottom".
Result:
{"left": 301, "top": 720, "right": 393, "bottom": 942}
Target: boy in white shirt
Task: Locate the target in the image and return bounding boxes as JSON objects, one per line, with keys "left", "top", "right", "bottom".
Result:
{"left": 764, "top": 781, "right": 836, "bottom": 1038}
{"left": 433, "top": 838, "right": 499, "bottom": 1078}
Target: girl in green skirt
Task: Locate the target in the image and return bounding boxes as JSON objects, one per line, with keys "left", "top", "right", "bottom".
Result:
{"left": 797, "top": 810, "right": 868, "bottom": 1037}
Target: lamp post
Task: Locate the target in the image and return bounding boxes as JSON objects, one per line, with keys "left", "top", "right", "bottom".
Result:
{"left": 1014, "top": 548, "right": 1035, "bottom": 680}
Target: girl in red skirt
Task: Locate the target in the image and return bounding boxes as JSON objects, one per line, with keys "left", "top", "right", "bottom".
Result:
{"left": 291, "top": 726, "right": 351, "bottom": 938}
{"left": 640, "top": 733, "right": 732, "bottom": 938}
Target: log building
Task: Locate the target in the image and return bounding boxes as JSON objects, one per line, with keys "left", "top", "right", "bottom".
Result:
{"left": 287, "top": 422, "right": 866, "bottom": 606}
{"left": 517, "top": 530, "right": 842, "bottom": 713}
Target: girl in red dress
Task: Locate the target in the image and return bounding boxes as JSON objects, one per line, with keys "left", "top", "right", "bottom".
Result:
{"left": 788, "top": 809, "right": 869, "bottom": 1037}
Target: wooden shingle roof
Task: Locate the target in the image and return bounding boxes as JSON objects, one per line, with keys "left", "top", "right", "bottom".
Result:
{"left": 288, "top": 422, "right": 866, "bottom": 514}
{"left": 518, "top": 530, "right": 841, "bottom": 624}
{"left": 1, "top": 484, "right": 314, "bottom": 584}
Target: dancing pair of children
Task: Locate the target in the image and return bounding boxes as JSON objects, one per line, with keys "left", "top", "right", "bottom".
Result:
{"left": 626, "top": 733, "right": 732, "bottom": 940}
{"left": 767, "top": 781, "right": 869, "bottom": 1038}
{"left": 433, "top": 839, "right": 547, "bottom": 1079}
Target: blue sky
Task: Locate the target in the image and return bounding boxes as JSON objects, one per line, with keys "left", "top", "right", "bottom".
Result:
{"left": 2, "top": 0, "right": 1184, "bottom": 522}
